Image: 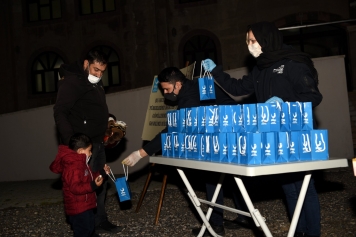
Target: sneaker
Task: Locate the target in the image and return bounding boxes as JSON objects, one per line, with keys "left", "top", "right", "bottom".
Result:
{"left": 95, "top": 220, "right": 123, "bottom": 233}
{"left": 191, "top": 224, "right": 225, "bottom": 236}
{"left": 224, "top": 218, "right": 253, "bottom": 229}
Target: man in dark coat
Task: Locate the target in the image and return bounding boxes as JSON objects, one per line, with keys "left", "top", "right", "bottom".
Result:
{"left": 122, "top": 66, "right": 246, "bottom": 236}
{"left": 54, "top": 49, "right": 122, "bottom": 234}
{"left": 121, "top": 66, "right": 236, "bottom": 165}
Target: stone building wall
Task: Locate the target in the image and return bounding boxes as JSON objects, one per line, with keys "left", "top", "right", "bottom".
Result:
{"left": 1, "top": 0, "right": 354, "bottom": 154}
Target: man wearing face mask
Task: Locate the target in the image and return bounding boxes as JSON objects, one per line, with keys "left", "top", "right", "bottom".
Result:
{"left": 54, "top": 49, "right": 123, "bottom": 234}
{"left": 202, "top": 21, "right": 323, "bottom": 237}
{"left": 122, "top": 67, "right": 251, "bottom": 236}
{"left": 122, "top": 66, "right": 236, "bottom": 166}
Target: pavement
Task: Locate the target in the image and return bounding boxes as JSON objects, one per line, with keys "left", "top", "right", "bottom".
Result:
{"left": 0, "top": 166, "right": 178, "bottom": 210}
{"left": 1, "top": 161, "right": 356, "bottom": 237}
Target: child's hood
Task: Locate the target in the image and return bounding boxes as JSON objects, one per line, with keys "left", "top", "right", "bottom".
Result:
{"left": 49, "top": 145, "right": 85, "bottom": 174}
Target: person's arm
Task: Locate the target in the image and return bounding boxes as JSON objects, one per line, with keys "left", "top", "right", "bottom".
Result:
{"left": 122, "top": 126, "right": 168, "bottom": 167}
{"left": 288, "top": 62, "right": 323, "bottom": 107}
{"left": 53, "top": 78, "right": 80, "bottom": 145}
{"left": 211, "top": 65, "right": 255, "bottom": 97}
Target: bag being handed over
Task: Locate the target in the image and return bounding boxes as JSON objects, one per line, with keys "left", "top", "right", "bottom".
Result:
{"left": 108, "top": 165, "right": 131, "bottom": 202}
{"left": 198, "top": 61, "right": 216, "bottom": 100}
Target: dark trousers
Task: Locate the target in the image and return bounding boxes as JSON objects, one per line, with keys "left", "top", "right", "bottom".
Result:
{"left": 206, "top": 174, "right": 248, "bottom": 226}
{"left": 89, "top": 142, "right": 108, "bottom": 226}
{"left": 281, "top": 174, "right": 321, "bottom": 236}
{"left": 68, "top": 209, "right": 95, "bottom": 237}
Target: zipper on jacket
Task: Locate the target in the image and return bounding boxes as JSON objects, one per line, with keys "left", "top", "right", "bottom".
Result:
{"left": 86, "top": 163, "right": 93, "bottom": 202}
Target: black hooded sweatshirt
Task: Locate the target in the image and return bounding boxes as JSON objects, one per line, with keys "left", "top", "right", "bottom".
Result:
{"left": 211, "top": 21, "right": 322, "bottom": 108}
{"left": 54, "top": 61, "right": 108, "bottom": 145}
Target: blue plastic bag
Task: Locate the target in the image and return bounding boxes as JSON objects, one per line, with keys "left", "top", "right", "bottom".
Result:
{"left": 276, "top": 131, "right": 289, "bottom": 163}
{"left": 161, "top": 133, "right": 172, "bottom": 157}
{"left": 109, "top": 165, "right": 131, "bottom": 202}
{"left": 262, "top": 132, "right": 276, "bottom": 164}
{"left": 243, "top": 104, "right": 258, "bottom": 133}
{"left": 219, "top": 105, "right": 233, "bottom": 133}
{"left": 205, "top": 105, "right": 219, "bottom": 133}
{"left": 302, "top": 102, "right": 313, "bottom": 130}
{"left": 198, "top": 62, "right": 216, "bottom": 100}
{"left": 311, "top": 129, "right": 329, "bottom": 160}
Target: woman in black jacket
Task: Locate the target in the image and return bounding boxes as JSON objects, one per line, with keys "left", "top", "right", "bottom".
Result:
{"left": 202, "top": 21, "right": 322, "bottom": 237}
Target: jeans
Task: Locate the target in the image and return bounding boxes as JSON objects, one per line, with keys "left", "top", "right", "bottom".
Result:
{"left": 89, "top": 142, "right": 108, "bottom": 226}
{"left": 281, "top": 174, "right": 321, "bottom": 236}
{"left": 68, "top": 209, "right": 95, "bottom": 237}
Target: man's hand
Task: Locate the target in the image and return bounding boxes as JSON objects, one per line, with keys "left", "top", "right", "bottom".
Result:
{"left": 103, "top": 164, "right": 111, "bottom": 175}
{"left": 265, "top": 96, "right": 283, "bottom": 104}
{"left": 122, "top": 150, "right": 143, "bottom": 167}
{"left": 202, "top": 59, "right": 216, "bottom": 72}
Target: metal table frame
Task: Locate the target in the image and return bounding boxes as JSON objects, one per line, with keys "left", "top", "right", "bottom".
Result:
{"left": 149, "top": 156, "right": 348, "bottom": 237}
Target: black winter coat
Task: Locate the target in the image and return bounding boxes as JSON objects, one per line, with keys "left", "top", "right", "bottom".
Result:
{"left": 143, "top": 78, "right": 236, "bottom": 155}
{"left": 54, "top": 61, "right": 109, "bottom": 145}
{"left": 211, "top": 59, "right": 322, "bottom": 107}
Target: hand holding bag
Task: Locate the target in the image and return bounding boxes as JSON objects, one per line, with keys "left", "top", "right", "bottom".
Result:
{"left": 108, "top": 165, "right": 131, "bottom": 202}
{"left": 198, "top": 62, "right": 216, "bottom": 100}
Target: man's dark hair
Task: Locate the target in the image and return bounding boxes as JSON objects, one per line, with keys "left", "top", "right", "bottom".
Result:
{"left": 68, "top": 133, "right": 92, "bottom": 151}
{"left": 85, "top": 49, "right": 108, "bottom": 65}
{"left": 157, "top": 67, "right": 187, "bottom": 84}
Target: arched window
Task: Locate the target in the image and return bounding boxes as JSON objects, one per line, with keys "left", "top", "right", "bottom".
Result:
{"left": 183, "top": 35, "right": 218, "bottom": 77}
{"left": 91, "top": 45, "right": 120, "bottom": 87}
{"left": 31, "top": 52, "right": 64, "bottom": 94}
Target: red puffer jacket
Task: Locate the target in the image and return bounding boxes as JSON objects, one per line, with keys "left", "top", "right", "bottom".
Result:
{"left": 50, "top": 145, "right": 99, "bottom": 216}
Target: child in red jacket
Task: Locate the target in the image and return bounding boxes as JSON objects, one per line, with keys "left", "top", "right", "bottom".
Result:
{"left": 50, "top": 133, "right": 110, "bottom": 237}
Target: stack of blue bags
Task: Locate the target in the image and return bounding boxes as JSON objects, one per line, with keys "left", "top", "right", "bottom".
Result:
{"left": 161, "top": 102, "right": 329, "bottom": 165}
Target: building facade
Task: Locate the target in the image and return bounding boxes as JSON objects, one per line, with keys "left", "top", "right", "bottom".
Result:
{"left": 2, "top": 1, "right": 356, "bottom": 131}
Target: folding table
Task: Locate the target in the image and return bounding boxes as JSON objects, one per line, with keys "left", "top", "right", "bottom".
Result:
{"left": 149, "top": 156, "right": 348, "bottom": 237}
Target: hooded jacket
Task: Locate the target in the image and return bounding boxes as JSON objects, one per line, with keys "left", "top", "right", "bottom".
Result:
{"left": 54, "top": 61, "right": 109, "bottom": 145}
{"left": 50, "top": 145, "right": 101, "bottom": 216}
{"left": 211, "top": 22, "right": 322, "bottom": 107}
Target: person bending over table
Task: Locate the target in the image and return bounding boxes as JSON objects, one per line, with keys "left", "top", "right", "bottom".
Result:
{"left": 122, "top": 66, "right": 250, "bottom": 236}
{"left": 202, "top": 21, "right": 323, "bottom": 237}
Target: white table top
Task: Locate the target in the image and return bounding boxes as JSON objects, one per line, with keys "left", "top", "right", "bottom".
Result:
{"left": 149, "top": 156, "right": 349, "bottom": 177}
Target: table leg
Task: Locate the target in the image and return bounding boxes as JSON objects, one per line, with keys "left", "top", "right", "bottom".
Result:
{"left": 199, "top": 174, "right": 225, "bottom": 236}
{"left": 154, "top": 174, "right": 167, "bottom": 225}
{"left": 234, "top": 176, "right": 273, "bottom": 237}
{"left": 287, "top": 172, "right": 312, "bottom": 237}
{"left": 177, "top": 168, "right": 222, "bottom": 237}
{"left": 135, "top": 163, "right": 155, "bottom": 213}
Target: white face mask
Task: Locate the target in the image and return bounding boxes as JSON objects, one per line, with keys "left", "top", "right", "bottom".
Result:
{"left": 88, "top": 74, "right": 101, "bottom": 84}
{"left": 248, "top": 43, "right": 263, "bottom": 58}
